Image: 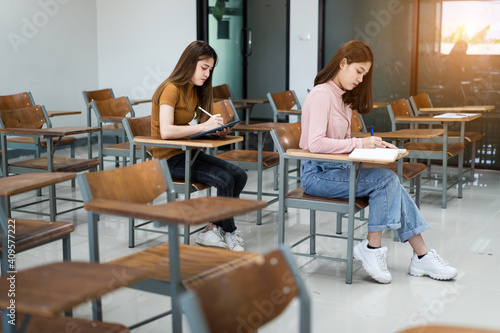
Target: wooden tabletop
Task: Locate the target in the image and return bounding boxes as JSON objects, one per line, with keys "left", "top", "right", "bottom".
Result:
{"left": 395, "top": 113, "right": 482, "bottom": 122}
{"left": 84, "top": 197, "right": 267, "bottom": 225}
{"left": 129, "top": 98, "right": 152, "bottom": 105}
{"left": 351, "top": 128, "right": 446, "bottom": 139}
{"left": 277, "top": 109, "right": 301, "bottom": 114}
{"left": 133, "top": 135, "right": 243, "bottom": 148}
{"left": 0, "top": 262, "right": 147, "bottom": 317}
{"left": 0, "top": 173, "right": 76, "bottom": 196}
{"left": 230, "top": 98, "right": 269, "bottom": 104}
{"left": 373, "top": 102, "right": 387, "bottom": 108}
{"left": 418, "top": 105, "right": 494, "bottom": 113}
{"left": 47, "top": 111, "right": 82, "bottom": 117}
{"left": 286, "top": 148, "right": 408, "bottom": 164}
{"left": 0, "top": 126, "right": 102, "bottom": 136}
{"left": 233, "top": 122, "right": 287, "bottom": 132}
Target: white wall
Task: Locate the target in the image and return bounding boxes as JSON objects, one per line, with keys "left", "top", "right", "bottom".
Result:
{"left": 0, "top": 0, "right": 98, "bottom": 128}
{"left": 289, "top": 0, "right": 318, "bottom": 108}
{"left": 95, "top": 0, "right": 197, "bottom": 117}
{"left": 1, "top": 0, "right": 316, "bottom": 127}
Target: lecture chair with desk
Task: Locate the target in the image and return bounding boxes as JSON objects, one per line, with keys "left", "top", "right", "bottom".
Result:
{"left": 77, "top": 158, "right": 267, "bottom": 332}
{"left": 210, "top": 99, "right": 281, "bottom": 225}
{"left": 90, "top": 96, "right": 135, "bottom": 167}
{"left": 0, "top": 91, "right": 77, "bottom": 163}
{"left": 409, "top": 92, "right": 489, "bottom": 181}
{"left": 121, "top": 115, "right": 212, "bottom": 247}
{"left": 387, "top": 98, "right": 468, "bottom": 208}
{"left": 0, "top": 104, "right": 102, "bottom": 219}
{"left": 270, "top": 122, "right": 408, "bottom": 284}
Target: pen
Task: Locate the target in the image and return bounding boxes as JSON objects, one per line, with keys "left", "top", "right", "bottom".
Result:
{"left": 370, "top": 125, "right": 374, "bottom": 136}
{"left": 198, "top": 106, "right": 212, "bottom": 118}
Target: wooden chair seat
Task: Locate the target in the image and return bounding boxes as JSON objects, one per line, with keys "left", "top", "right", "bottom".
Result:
{"left": 449, "top": 131, "right": 483, "bottom": 142}
{"left": 108, "top": 243, "right": 262, "bottom": 282}
{"left": 404, "top": 142, "right": 465, "bottom": 157}
{"left": 286, "top": 187, "right": 369, "bottom": 209}
{"left": 364, "top": 161, "right": 427, "bottom": 180}
{"left": 216, "top": 150, "right": 279, "bottom": 168}
{"left": 0, "top": 314, "right": 130, "bottom": 333}
{"left": 9, "top": 156, "right": 100, "bottom": 172}
{"left": 7, "top": 136, "right": 77, "bottom": 147}
{"left": 0, "top": 219, "right": 74, "bottom": 252}
{"left": 0, "top": 262, "right": 147, "bottom": 317}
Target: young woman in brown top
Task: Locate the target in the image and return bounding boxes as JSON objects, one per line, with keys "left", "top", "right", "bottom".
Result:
{"left": 151, "top": 41, "right": 247, "bottom": 251}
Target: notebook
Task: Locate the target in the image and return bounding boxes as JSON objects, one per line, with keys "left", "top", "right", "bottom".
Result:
{"left": 433, "top": 113, "right": 475, "bottom": 118}
{"left": 348, "top": 148, "right": 407, "bottom": 162}
{"left": 189, "top": 120, "right": 241, "bottom": 139}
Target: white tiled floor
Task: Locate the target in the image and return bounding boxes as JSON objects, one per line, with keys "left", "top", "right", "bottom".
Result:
{"left": 10, "top": 149, "right": 500, "bottom": 333}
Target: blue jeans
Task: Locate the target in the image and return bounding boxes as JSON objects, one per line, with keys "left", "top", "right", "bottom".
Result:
{"left": 300, "top": 160, "right": 428, "bottom": 242}
{"left": 167, "top": 151, "right": 248, "bottom": 232}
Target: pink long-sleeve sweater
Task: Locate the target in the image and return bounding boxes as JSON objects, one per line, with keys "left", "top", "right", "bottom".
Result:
{"left": 299, "top": 80, "right": 363, "bottom": 154}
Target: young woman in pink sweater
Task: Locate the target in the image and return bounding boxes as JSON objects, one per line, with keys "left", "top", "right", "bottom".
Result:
{"left": 300, "top": 40, "right": 457, "bottom": 284}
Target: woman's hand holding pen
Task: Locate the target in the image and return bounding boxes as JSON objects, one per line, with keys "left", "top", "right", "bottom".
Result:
{"left": 361, "top": 136, "right": 398, "bottom": 149}
{"left": 202, "top": 113, "right": 224, "bottom": 131}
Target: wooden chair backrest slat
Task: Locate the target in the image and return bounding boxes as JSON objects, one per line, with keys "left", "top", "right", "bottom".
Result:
{"left": 213, "top": 84, "right": 232, "bottom": 99}
{"left": 274, "top": 122, "right": 301, "bottom": 152}
{"left": 270, "top": 90, "right": 297, "bottom": 110}
{"left": 0, "top": 92, "right": 33, "bottom": 110}
{"left": 210, "top": 99, "right": 235, "bottom": 124}
{"left": 389, "top": 99, "right": 412, "bottom": 117}
{"left": 0, "top": 105, "right": 46, "bottom": 129}
{"left": 351, "top": 110, "right": 364, "bottom": 133}
{"left": 127, "top": 115, "right": 151, "bottom": 137}
{"left": 184, "top": 249, "right": 298, "bottom": 332}
{"left": 84, "top": 88, "right": 114, "bottom": 102}
{"left": 84, "top": 159, "right": 167, "bottom": 204}
{"left": 93, "top": 97, "right": 132, "bottom": 117}
{"left": 411, "top": 92, "right": 432, "bottom": 109}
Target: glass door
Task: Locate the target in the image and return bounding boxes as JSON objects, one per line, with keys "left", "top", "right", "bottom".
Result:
{"left": 207, "top": 0, "right": 246, "bottom": 98}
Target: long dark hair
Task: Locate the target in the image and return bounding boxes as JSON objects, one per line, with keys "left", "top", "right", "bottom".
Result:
{"left": 314, "top": 40, "right": 373, "bottom": 114}
{"left": 152, "top": 41, "right": 218, "bottom": 117}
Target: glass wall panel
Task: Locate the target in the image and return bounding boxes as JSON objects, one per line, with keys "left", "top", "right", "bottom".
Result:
{"left": 418, "top": 0, "right": 500, "bottom": 169}
{"left": 324, "top": 0, "right": 414, "bottom": 132}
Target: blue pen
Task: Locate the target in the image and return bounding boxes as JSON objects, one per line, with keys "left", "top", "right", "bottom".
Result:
{"left": 370, "top": 125, "right": 374, "bottom": 136}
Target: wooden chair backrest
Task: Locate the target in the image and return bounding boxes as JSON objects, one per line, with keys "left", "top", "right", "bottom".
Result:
{"left": 389, "top": 98, "right": 413, "bottom": 117}
{"left": 351, "top": 109, "right": 364, "bottom": 133}
{"left": 208, "top": 99, "right": 236, "bottom": 124}
{"left": 184, "top": 248, "right": 298, "bottom": 332}
{"left": 83, "top": 159, "right": 168, "bottom": 204}
{"left": 270, "top": 90, "right": 298, "bottom": 110}
{"left": 127, "top": 115, "right": 151, "bottom": 137}
{"left": 0, "top": 105, "right": 46, "bottom": 129}
{"left": 411, "top": 92, "right": 432, "bottom": 109}
{"left": 212, "top": 84, "right": 232, "bottom": 99}
{"left": 0, "top": 92, "right": 34, "bottom": 110}
{"left": 93, "top": 97, "right": 132, "bottom": 117}
{"left": 273, "top": 122, "right": 301, "bottom": 153}
{"left": 84, "top": 88, "right": 114, "bottom": 102}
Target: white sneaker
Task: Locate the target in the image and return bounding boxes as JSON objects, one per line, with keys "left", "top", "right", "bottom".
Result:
{"left": 195, "top": 225, "right": 228, "bottom": 249}
{"left": 409, "top": 249, "right": 458, "bottom": 280}
{"left": 223, "top": 231, "right": 245, "bottom": 251}
{"left": 353, "top": 240, "right": 392, "bottom": 284}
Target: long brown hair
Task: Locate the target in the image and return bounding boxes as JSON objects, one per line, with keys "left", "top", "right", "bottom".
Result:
{"left": 314, "top": 40, "right": 373, "bottom": 114}
{"left": 152, "top": 41, "right": 218, "bottom": 117}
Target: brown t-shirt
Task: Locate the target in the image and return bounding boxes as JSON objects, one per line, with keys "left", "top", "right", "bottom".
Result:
{"left": 151, "top": 83, "right": 198, "bottom": 160}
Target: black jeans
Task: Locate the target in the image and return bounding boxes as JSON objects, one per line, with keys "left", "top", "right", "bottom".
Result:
{"left": 167, "top": 150, "right": 248, "bottom": 232}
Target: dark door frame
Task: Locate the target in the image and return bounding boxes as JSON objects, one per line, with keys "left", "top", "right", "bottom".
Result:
{"left": 197, "top": 0, "right": 290, "bottom": 95}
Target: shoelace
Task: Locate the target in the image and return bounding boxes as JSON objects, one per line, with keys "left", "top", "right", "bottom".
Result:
{"left": 429, "top": 251, "right": 449, "bottom": 267}
{"left": 376, "top": 248, "right": 389, "bottom": 272}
